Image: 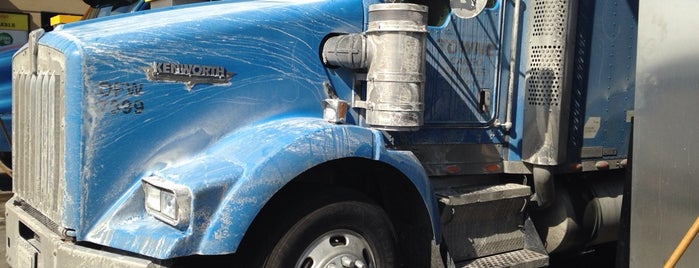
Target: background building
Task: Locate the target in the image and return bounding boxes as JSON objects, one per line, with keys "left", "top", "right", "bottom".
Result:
{"left": 0, "top": 0, "right": 87, "bottom": 31}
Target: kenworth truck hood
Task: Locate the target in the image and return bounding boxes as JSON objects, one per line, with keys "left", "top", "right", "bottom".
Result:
{"left": 13, "top": 0, "right": 370, "bottom": 258}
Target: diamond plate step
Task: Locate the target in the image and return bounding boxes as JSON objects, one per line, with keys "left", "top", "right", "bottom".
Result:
{"left": 457, "top": 249, "right": 549, "bottom": 268}
{"left": 438, "top": 184, "right": 532, "bottom": 261}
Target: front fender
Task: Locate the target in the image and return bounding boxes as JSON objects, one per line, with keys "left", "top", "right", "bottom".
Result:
{"left": 85, "top": 118, "right": 439, "bottom": 259}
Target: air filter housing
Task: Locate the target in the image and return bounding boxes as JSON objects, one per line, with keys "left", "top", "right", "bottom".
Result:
{"left": 323, "top": 3, "right": 428, "bottom": 131}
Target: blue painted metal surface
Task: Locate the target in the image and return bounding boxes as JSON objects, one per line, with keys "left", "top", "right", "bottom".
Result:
{"left": 423, "top": 5, "right": 502, "bottom": 126}
{"left": 38, "top": 0, "right": 439, "bottom": 258}
{"left": 568, "top": 0, "right": 637, "bottom": 163}
{"left": 395, "top": 4, "right": 507, "bottom": 147}
{"left": 0, "top": 45, "right": 19, "bottom": 152}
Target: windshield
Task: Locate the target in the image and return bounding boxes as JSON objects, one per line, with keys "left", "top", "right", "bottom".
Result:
{"left": 84, "top": 2, "right": 149, "bottom": 19}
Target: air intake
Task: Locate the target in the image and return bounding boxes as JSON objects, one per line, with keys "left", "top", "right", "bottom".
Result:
{"left": 322, "top": 3, "right": 428, "bottom": 131}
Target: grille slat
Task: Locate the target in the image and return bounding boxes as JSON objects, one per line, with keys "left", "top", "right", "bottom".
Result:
{"left": 12, "top": 46, "right": 66, "bottom": 225}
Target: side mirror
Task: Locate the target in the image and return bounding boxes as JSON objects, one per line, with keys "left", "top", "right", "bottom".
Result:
{"left": 451, "top": 0, "right": 487, "bottom": 18}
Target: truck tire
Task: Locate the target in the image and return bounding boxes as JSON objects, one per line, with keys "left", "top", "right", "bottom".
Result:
{"left": 259, "top": 192, "right": 397, "bottom": 268}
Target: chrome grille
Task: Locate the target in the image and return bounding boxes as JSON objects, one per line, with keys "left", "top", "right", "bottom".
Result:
{"left": 12, "top": 44, "right": 66, "bottom": 224}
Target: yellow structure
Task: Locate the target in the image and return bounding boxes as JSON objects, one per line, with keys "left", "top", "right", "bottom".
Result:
{"left": 50, "top": 15, "right": 83, "bottom": 27}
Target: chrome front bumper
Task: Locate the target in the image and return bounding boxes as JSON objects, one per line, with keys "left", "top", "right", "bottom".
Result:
{"left": 5, "top": 197, "right": 163, "bottom": 268}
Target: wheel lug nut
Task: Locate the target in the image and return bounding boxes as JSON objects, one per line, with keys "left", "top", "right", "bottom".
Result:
{"left": 355, "top": 260, "right": 366, "bottom": 268}
{"left": 341, "top": 256, "right": 353, "bottom": 267}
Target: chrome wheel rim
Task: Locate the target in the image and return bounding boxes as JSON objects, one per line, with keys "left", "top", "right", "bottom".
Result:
{"left": 296, "top": 229, "right": 375, "bottom": 268}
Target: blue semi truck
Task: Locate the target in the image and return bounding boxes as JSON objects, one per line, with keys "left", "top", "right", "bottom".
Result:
{"left": 5, "top": 0, "right": 636, "bottom": 267}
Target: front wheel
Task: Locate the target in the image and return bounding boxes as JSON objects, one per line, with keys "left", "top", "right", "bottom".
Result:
{"left": 261, "top": 197, "right": 397, "bottom": 268}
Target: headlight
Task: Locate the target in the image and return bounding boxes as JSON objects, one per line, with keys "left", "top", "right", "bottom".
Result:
{"left": 142, "top": 176, "right": 192, "bottom": 229}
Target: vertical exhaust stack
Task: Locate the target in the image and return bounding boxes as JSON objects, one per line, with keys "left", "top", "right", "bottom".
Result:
{"left": 519, "top": 0, "right": 578, "bottom": 209}
{"left": 322, "top": 3, "right": 428, "bottom": 131}
{"left": 522, "top": 0, "right": 579, "bottom": 166}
